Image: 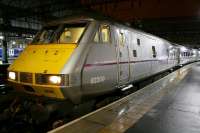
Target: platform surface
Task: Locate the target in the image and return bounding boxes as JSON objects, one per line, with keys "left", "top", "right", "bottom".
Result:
{"left": 125, "top": 63, "right": 200, "bottom": 133}
{"left": 49, "top": 63, "right": 194, "bottom": 133}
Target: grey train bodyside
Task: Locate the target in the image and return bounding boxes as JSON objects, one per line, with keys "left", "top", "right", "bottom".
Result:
{"left": 177, "top": 46, "right": 199, "bottom": 65}
{"left": 60, "top": 19, "right": 199, "bottom": 104}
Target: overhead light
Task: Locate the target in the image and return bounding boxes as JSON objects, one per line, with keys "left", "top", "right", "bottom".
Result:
{"left": 0, "top": 35, "right": 4, "bottom": 40}
{"left": 26, "top": 37, "right": 33, "bottom": 40}
{"left": 180, "top": 47, "right": 187, "bottom": 52}
{"left": 12, "top": 41, "right": 16, "bottom": 45}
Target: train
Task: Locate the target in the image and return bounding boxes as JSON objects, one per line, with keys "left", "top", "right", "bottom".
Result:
{"left": 0, "top": 48, "right": 23, "bottom": 58}
{"left": 6, "top": 16, "right": 200, "bottom": 125}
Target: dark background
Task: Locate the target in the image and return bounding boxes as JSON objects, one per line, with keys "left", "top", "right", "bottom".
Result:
{"left": 1, "top": 0, "right": 200, "bottom": 48}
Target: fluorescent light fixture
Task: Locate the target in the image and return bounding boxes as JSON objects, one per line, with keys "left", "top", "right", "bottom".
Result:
{"left": 12, "top": 41, "right": 16, "bottom": 45}
{"left": 0, "top": 35, "right": 4, "bottom": 40}
{"left": 180, "top": 47, "right": 187, "bottom": 52}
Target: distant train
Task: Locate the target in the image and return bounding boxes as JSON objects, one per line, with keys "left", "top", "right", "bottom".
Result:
{"left": 7, "top": 16, "right": 200, "bottom": 125}
{"left": 0, "top": 48, "right": 23, "bottom": 58}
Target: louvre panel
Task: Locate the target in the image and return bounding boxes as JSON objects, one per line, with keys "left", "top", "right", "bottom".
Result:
{"left": 20, "top": 72, "right": 33, "bottom": 83}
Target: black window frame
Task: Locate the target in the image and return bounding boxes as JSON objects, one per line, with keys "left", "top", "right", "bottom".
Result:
{"left": 133, "top": 50, "right": 137, "bottom": 57}
{"left": 137, "top": 38, "right": 140, "bottom": 45}
{"left": 152, "top": 46, "right": 157, "bottom": 58}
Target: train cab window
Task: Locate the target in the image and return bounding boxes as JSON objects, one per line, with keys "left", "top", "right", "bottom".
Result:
{"left": 152, "top": 46, "right": 157, "bottom": 58}
{"left": 137, "top": 38, "right": 140, "bottom": 45}
{"left": 33, "top": 26, "right": 58, "bottom": 44}
{"left": 100, "top": 24, "right": 111, "bottom": 43}
{"left": 59, "top": 27, "right": 85, "bottom": 43}
{"left": 93, "top": 31, "right": 100, "bottom": 43}
{"left": 33, "top": 23, "right": 87, "bottom": 44}
{"left": 133, "top": 50, "right": 137, "bottom": 57}
{"left": 119, "top": 32, "right": 125, "bottom": 46}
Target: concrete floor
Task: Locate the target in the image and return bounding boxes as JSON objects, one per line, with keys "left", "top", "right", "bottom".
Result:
{"left": 125, "top": 63, "right": 200, "bottom": 133}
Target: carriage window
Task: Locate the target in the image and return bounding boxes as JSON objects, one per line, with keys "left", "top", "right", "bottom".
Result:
{"left": 133, "top": 50, "right": 137, "bottom": 57}
{"left": 94, "top": 31, "right": 99, "bottom": 43}
{"left": 100, "top": 25, "right": 111, "bottom": 43}
{"left": 137, "top": 38, "right": 140, "bottom": 45}
{"left": 119, "top": 32, "right": 125, "bottom": 46}
{"left": 152, "top": 46, "right": 157, "bottom": 58}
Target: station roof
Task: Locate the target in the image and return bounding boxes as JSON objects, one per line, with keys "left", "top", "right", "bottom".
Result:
{"left": 1, "top": 0, "right": 200, "bottom": 47}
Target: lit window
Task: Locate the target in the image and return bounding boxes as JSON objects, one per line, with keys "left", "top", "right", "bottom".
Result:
{"left": 119, "top": 32, "right": 125, "bottom": 46}
{"left": 59, "top": 27, "right": 85, "bottom": 43}
{"left": 32, "top": 23, "right": 87, "bottom": 44}
{"left": 94, "top": 31, "right": 99, "bottom": 43}
{"left": 100, "top": 25, "right": 111, "bottom": 43}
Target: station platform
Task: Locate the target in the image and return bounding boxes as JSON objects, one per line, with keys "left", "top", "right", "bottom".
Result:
{"left": 49, "top": 62, "right": 198, "bottom": 133}
{"left": 125, "top": 63, "right": 200, "bottom": 133}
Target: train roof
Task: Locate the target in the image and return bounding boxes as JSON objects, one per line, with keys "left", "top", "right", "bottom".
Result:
{"left": 46, "top": 16, "right": 94, "bottom": 25}
{"left": 46, "top": 11, "right": 121, "bottom": 25}
{"left": 46, "top": 14, "right": 175, "bottom": 46}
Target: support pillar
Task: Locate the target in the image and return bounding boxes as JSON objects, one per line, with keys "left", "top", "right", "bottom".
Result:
{"left": 2, "top": 35, "right": 8, "bottom": 64}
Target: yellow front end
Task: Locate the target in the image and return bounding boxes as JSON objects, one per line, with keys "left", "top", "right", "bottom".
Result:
{"left": 8, "top": 44, "right": 77, "bottom": 99}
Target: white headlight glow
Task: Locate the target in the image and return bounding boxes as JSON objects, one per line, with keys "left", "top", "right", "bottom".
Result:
{"left": 49, "top": 76, "right": 61, "bottom": 84}
{"left": 9, "top": 72, "right": 16, "bottom": 80}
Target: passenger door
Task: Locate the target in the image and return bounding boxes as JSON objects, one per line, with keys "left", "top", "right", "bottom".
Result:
{"left": 117, "top": 29, "right": 130, "bottom": 85}
{"left": 82, "top": 23, "right": 118, "bottom": 96}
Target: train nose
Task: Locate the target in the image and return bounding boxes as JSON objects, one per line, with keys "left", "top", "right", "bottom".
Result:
{"left": 7, "top": 44, "right": 77, "bottom": 99}
{"left": 8, "top": 44, "right": 77, "bottom": 74}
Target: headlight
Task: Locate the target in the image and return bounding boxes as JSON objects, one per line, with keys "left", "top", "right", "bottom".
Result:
{"left": 36, "top": 74, "right": 69, "bottom": 86}
{"left": 8, "top": 72, "right": 16, "bottom": 80}
{"left": 49, "top": 75, "right": 61, "bottom": 84}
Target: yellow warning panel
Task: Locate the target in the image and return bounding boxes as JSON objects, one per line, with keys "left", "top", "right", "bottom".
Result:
{"left": 8, "top": 44, "right": 77, "bottom": 74}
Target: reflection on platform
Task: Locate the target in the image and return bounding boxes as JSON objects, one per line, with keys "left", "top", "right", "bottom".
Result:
{"left": 125, "top": 62, "right": 200, "bottom": 133}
